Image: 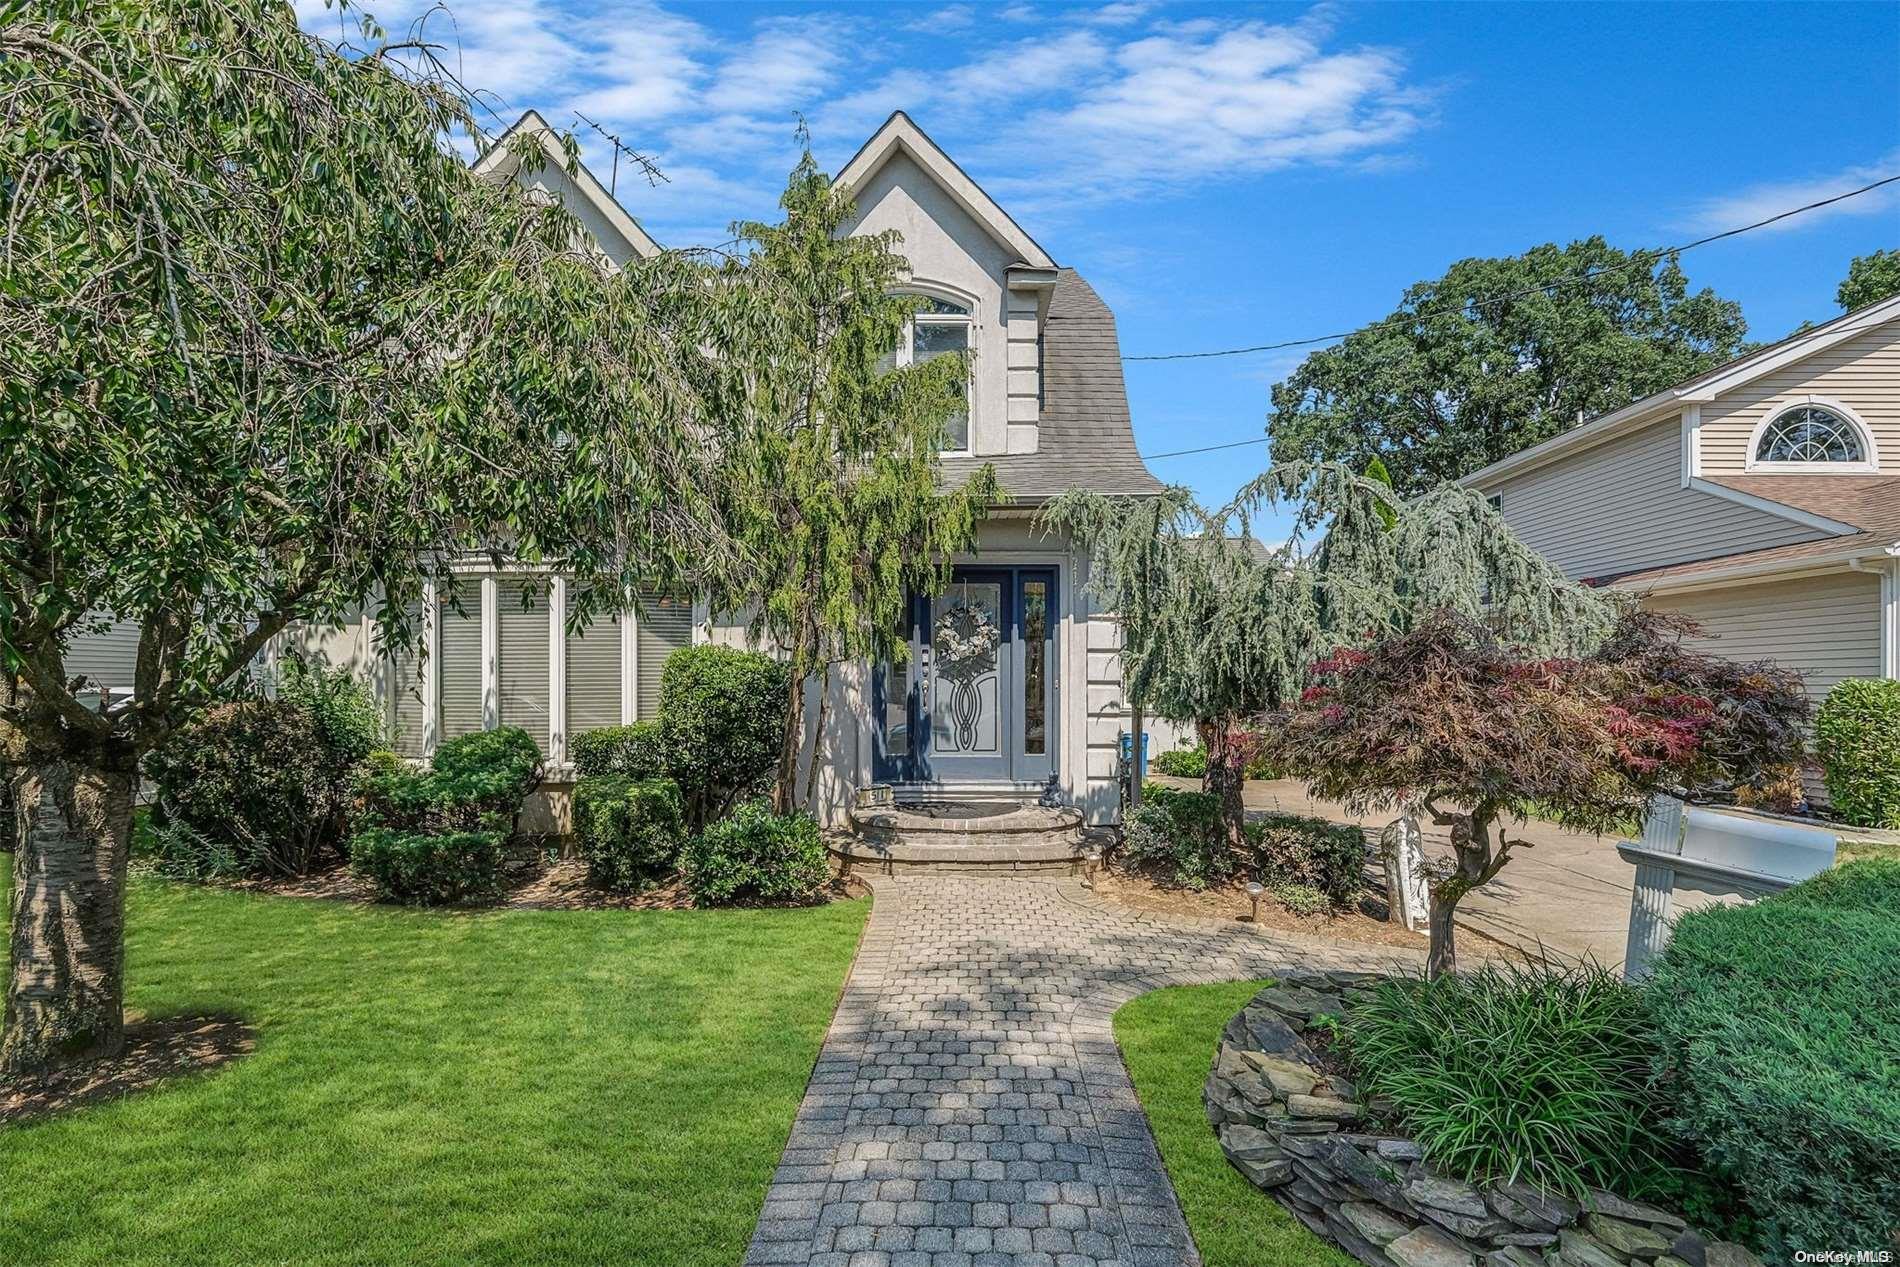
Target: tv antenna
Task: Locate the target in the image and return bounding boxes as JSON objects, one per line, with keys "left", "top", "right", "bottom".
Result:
{"left": 572, "top": 110, "right": 667, "bottom": 196}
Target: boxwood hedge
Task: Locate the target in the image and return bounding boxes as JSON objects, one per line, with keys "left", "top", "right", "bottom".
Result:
{"left": 1647, "top": 859, "right": 1900, "bottom": 1255}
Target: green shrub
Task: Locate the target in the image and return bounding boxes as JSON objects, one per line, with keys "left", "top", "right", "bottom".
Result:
{"left": 1780, "top": 854, "right": 1900, "bottom": 918}
{"left": 1814, "top": 678, "right": 1900, "bottom": 828}
{"left": 1149, "top": 741, "right": 1273, "bottom": 781}
{"left": 349, "top": 726, "right": 542, "bottom": 905}
{"left": 1123, "top": 788, "right": 1362, "bottom": 904}
{"left": 569, "top": 722, "right": 665, "bottom": 779}
{"left": 658, "top": 646, "right": 790, "bottom": 831}
{"left": 357, "top": 726, "right": 543, "bottom": 836}
{"left": 1648, "top": 861, "right": 1900, "bottom": 1255}
{"left": 278, "top": 657, "right": 383, "bottom": 768}
{"left": 1272, "top": 883, "right": 1328, "bottom": 917}
{"left": 572, "top": 775, "right": 684, "bottom": 891}
{"left": 1345, "top": 961, "right": 1672, "bottom": 1198}
{"left": 349, "top": 827, "right": 507, "bottom": 906}
{"left": 147, "top": 697, "right": 333, "bottom": 878}
{"left": 1152, "top": 745, "right": 1208, "bottom": 778}
{"left": 681, "top": 800, "right": 829, "bottom": 907}
{"left": 1123, "top": 784, "right": 1229, "bottom": 889}
{"left": 1247, "top": 812, "right": 1365, "bottom": 907}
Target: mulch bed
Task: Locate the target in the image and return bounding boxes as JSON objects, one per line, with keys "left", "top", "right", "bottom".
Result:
{"left": 1, "top": 1015, "right": 255, "bottom": 1127}
{"left": 1092, "top": 860, "right": 1427, "bottom": 950}
{"left": 192, "top": 858, "right": 865, "bottom": 912}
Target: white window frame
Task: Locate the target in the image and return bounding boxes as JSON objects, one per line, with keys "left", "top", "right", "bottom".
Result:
{"left": 896, "top": 289, "right": 975, "bottom": 457}
{"left": 1744, "top": 396, "right": 1879, "bottom": 474}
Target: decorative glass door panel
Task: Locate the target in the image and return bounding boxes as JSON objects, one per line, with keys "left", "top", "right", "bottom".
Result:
{"left": 874, "top": 567, "right": 1057, "bottom": 786}
{"left": 930, "top": 579, "right": 1007, "bottom": 776}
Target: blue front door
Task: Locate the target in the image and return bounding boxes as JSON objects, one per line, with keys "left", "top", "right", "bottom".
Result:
{"left": 875, "top": 567, "right": 1057, "bottom": 785}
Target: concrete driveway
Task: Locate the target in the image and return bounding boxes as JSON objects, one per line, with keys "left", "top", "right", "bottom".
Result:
{"left": 1156, "top": 776, "right": 1640, "bottom": 967}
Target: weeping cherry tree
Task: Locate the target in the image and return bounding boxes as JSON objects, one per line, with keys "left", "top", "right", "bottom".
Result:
{"left": 0, "top": 0, "right": 730, "bottom": 1074}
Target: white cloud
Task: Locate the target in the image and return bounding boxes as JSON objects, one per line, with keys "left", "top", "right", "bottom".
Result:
{"left": 1082, "top": 2, "right": 1152, "bottom": 26}
{"left": 704, "top": 16, "right": 843, "bottom": 114}
{"left": 1681, "top": 149, "right": 1900, "bottom": 235}
{"left": 296, "top": 0, "right": 1433, "bottom": 245}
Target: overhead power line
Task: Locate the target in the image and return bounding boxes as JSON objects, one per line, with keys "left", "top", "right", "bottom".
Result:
{"left": 1139, "top": 436, "right": 1271, "bottom": 461}
{"left": 1123, "top": 172, "right": 1900, "bottom": 363}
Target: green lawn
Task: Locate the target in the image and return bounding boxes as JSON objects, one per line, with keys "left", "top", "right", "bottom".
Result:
{"left": 1, "top": 857, "right": 867, "bottom": 1267}
{"left": 1115, "top": 981, "right": 1354, "bottom": 1267}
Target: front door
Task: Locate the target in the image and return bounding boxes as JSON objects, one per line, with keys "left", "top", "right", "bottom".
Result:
{"left": 875, "top": 566, "right": 1057, "bottom": 786}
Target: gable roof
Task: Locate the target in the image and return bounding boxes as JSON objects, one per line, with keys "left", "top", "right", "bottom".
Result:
{"left": 836, "top": 112, "right": 1057, "bottom": 271}
{"left": 1463, "top": 292, "right": 1900, "bottom": 489}
{"left": 474, "top": 110, "right": 662, "bottom": 262}
{"left": 940, "top": 269, "right": 1163, "bottom": 502}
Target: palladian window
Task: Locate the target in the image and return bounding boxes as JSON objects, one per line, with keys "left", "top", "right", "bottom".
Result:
{"left": 1752, "top": 404, "right": 1868, "bottom": 466}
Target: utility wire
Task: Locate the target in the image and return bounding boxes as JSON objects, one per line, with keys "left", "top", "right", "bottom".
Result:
{"left": 1123, "top": 172, "right": 1900, "bottom": 363}
{"left": 1140, "top": 436, "right": 1271, "bottom": 461}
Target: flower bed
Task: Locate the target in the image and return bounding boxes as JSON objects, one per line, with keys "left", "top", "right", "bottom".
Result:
{"left": 1202, "top": 974, "right": 1764, "bottom": 1267}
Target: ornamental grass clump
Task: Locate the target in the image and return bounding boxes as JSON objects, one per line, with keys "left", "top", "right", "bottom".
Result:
{"left": 1345, "top": 961, "right": 1673, "bottom": 1198}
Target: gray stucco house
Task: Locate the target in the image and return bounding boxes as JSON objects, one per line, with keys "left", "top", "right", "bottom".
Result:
{"left": 65, "top": 110, "right": 1163, "bottom": 829}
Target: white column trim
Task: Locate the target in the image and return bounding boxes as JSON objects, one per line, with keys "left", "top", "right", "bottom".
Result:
{"left": 421, "top": 578, "right": 440, "bottom": 758}
{"left": 480, "top": 573, "right": 499, "bottom": 730}
{"left": 1882, "top": 557, "right": 1899, "bottom": 680}
{"left": 1679, "top": 403, "right": 1701, "bottom": 488}
{"left": 620, "top": 597, "right": 638, "bottom": 725}
{"left": 548, "top": 575, "right": 568, "bottom": 765}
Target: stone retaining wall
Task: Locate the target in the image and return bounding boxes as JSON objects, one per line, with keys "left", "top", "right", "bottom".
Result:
{"left": 1203, "top": 973, "right": 1763, "bottom": 1267}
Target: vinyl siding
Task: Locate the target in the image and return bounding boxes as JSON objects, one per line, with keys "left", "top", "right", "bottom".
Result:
{"left": 497, "top": 579, "right": 551, "bottom": 750}
{"left": 63, "top": 618, "right": 140, "bottom": 694}
{"left": 634, "top": 592, "right": 692, "bottom": 720}
{"left": 1490, "top": 417, "right": 1823, "bottom": 580}
{"left": 1700, "top": 322, "right": 1900, "bottom": 475}
{"left": 565, "top": 597, "right": 623, "bottom": 735}
{"left": 1647, "top": 570, "right": 1883, "bottom": 702}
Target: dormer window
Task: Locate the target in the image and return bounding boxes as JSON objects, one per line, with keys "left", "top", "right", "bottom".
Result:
{"left": 897, "top": 295, "right": 972, "bottom": 453}
{"left": 1748, "top": 401, "right": 1876, "bottom": 471}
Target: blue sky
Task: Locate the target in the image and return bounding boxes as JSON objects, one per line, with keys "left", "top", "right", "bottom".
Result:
{"left": 306, "top": 0, "right": 1900, "bottom": 523}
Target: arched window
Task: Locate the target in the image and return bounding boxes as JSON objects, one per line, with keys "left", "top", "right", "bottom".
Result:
{"left": 1750, "top": 403, "right": 1873, "bottom": 469}
{"left": 890, "top": 294, "right": 972, "bottom": 452}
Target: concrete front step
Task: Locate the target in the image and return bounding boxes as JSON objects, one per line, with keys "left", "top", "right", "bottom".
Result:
{"left": 828, "top": 828, "right": 1111, "bottom": 876}
{"left": 833, "top": 796, "right": 1107, "bottom": 875}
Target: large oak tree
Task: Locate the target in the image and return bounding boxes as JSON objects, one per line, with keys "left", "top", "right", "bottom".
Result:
{"left": 1267, "top": 240, "right": 1748, "bottom": 494}
{"left": 0, "top": 0, "right": 728, "bottom": 1074}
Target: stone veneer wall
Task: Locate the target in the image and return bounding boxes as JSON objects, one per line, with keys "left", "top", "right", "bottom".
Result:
{"left": 1202, "top": 973, "right": 1766, "bottom": 1267}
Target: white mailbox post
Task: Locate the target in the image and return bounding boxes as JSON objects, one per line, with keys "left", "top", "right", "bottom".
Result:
{"left": 1618, "top": 795, "right": 1837, "bottom": 980}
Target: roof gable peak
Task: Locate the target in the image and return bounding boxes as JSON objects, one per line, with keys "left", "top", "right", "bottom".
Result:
{"left": 474, "top": 110, "right": 661, "bottom": 262}
{"left": 837, "top": 112, "right": 1056, "bottom": 271}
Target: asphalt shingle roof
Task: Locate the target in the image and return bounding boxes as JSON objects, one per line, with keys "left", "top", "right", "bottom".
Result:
{"left": 940, "top": 268, "right": 1163, "bottom": 502}
{"left": 1597, "top": 472, "right": 1900, "bottom": 587}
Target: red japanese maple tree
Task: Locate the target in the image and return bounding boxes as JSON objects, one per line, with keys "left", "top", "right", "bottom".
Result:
{"left": 1275, "top": 608, "right": 1808, "bottom": 976}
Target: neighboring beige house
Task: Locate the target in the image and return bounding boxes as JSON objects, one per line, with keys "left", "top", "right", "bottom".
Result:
{"left": 1463, "top": 294, "right": 1900, "bottom": 707}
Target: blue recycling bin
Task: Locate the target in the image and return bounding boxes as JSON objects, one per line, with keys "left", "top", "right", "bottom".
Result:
{"left": 1119, "top": 730, "right": 1149, "bottom": 782}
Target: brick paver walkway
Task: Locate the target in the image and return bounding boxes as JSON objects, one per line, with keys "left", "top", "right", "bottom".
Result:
{"left": 744, "top": 874, "right": 1423, "bottom": 1267}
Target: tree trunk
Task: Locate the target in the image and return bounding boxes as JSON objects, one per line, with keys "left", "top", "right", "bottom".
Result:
{"left": 1425, "top": 889, "right": 1459, "bottom": 979}
{"left": 774, "top": 626, "right": 812, "bottom": 815}
{"left": 1197, "top": 718, "right": 1246, "bottom": 852}
{"left": 1127, "top": 701, "right": 1144, "bottom": 811}
{"left": 3, "top": 757, "right": 136, "bottom": 1076}
{"left": 803, "top": 662, "right": 832, "bottom": 812}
